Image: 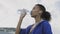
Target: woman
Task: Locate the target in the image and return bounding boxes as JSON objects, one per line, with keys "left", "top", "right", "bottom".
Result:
{"left": 15, "top": 4, "right": 52, "bottom": 34}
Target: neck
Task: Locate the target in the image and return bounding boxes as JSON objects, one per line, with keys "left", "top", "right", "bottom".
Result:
{"left": 35, "top": 16, "right": 42, "bottom": 23}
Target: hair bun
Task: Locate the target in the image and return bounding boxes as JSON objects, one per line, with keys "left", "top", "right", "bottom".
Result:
{"left": 41, "top": 11, "right": 51, "bottom": 21}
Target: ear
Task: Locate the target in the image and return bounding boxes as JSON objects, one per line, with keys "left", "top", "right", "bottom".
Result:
{"left": 39, "top": 11, "right": 43, "bottom": 14}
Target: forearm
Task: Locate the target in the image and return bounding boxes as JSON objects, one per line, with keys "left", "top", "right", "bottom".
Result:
{"left": 15, "top": 9, "right": 27, "bottom": 34}
{"left": 15, "top": 17, "right": 23, "bottom": 34}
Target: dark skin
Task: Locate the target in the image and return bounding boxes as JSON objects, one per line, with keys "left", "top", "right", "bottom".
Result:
{"left": 15, "top": 5, "right": 43, "bottom": 34}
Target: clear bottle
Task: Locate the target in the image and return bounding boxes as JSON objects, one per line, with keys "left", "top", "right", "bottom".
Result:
{"left": 17, "top": 8, "right": 31, "bottom": 15}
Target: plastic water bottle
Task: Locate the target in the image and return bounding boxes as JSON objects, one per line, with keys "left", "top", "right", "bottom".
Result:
{"left": 17, "top": 9, "right": 31, "bottom": 15}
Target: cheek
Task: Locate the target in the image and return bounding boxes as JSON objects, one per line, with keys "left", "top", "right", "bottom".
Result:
{"left": 31, "top": 11, "right": 38, "bottom": 16}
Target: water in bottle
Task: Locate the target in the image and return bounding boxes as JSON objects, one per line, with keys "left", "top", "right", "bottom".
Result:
{"left": 17, "top": 9, "right": 31, "bottom": 15}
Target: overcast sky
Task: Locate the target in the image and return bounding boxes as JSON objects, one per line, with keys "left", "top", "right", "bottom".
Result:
{"left": 0, "top": 0, "right": 60, "bottom": 34}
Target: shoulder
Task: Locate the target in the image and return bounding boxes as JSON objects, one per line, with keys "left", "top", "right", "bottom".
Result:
{"left": 41, "top": 20, "right": 52, "bottom": 34}
{"left": 41, "top": 20, "right": 51, "bottom": 29}
{"left": 41, "top": 20, "right": 50, "bottom": 25}
{"left": 38, "top": 20, "right": 51, "bottom": 27}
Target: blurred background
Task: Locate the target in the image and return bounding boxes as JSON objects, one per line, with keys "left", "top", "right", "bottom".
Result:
{"left": 0, "top": 0, "right": 60, "bottom": 34}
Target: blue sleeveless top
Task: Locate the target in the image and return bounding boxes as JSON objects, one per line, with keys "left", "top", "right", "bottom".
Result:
{"left": 20, "top": 20, "right": 52, "bottom": 34}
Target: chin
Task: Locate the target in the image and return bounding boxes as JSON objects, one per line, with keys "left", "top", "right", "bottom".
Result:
{"left": 31, "top": 15, "right": 36, "bottom": 18}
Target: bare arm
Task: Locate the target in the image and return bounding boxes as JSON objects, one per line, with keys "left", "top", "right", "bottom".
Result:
{"left": 15, "top": 17, "right": 23, "bottom": 34}
{"left": 15, "top": 9, "right": 27, "bottom": 34}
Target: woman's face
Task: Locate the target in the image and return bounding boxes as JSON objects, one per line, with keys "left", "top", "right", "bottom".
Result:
{"left": 31, "top": 5, "right": 43, "bottom": 17}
